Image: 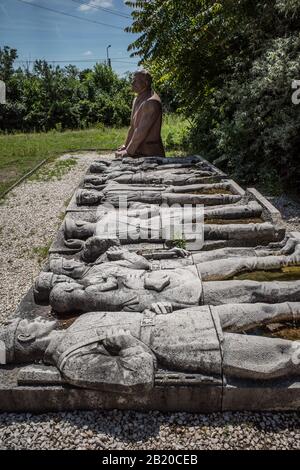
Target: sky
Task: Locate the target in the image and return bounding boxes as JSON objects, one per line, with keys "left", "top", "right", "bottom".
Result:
{"left": 0, "top": 0, "right": 140, "bottom": 76}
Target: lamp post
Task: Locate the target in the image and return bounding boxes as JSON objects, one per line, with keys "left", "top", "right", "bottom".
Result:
{"left": 106, "top": 45, "right": 111, "bottom": 68}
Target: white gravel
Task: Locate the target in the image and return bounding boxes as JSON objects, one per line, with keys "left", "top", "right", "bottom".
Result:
{"left": 0, "top": 410, "right": 299, "bottom": 450}
{"left": 0, "top": 152, "right": 109, "bottom": 324}
{"left": 0, "top": 153, "right": 300, "bottom": 450}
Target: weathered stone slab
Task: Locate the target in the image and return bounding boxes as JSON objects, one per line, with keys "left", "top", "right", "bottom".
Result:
{"left": 2, "top": 155, "right": 300, "bottom": 413}
{"left": 222, "top": 378, "right": 300, "bottom": 411}
{"left": 0, "top": 368, "right": 222, "bottom": 413}
{"left": 247, "top": 188, "right": 283, "bottom": 225}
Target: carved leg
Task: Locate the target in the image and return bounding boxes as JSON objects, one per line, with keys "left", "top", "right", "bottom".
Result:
{"left": 223, "top": 332, "right": 299, "bottom": 380}
{"left": 203, "top": 280, "right": 300, "bottom": 305}
{"left": 213, "top": 302, "right": 300, "bottom": 332}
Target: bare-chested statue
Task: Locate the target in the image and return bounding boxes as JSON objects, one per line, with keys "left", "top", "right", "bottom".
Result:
{"left": 1, "top": 303, "right": 300, "bottom": 393}
{"left": 115, "top": 70, "right": 165, "bottom": 158}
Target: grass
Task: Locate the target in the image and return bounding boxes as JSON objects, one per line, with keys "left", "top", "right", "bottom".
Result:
{"left": 29, "top": 158, "right": 78, "bottom": 182}
{"left": 0, "top": 127, "right": 127, "bottom": 196}
{"left": 0, "top": 114, "right": 189, "bottom": 196}
{"left": 31, "top": 241, "right": 52, "bottom": 264}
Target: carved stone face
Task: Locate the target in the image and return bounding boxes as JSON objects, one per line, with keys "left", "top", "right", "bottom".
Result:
{"left": 76, "top": 189, "right": 102, "bottom": 206}
{"left": 132, "top": 71, "right": 150, "bottom": 94}
{"left": 14, "top": 317, "right": 57, "bottom": 363}
{"left": 64, "top": 219, "right": 95, "bottom": 240}
{"left": 84, "top": 176, "right": 106, "bottom": 186}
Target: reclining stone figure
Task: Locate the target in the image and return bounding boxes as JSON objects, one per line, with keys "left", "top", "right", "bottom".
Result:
{"left": 64, "top": 209, "right": 283, "bottom": 249}
{"left": 1, "top": 302, "right": 300, "bottom": 392}
{"left": 75, "top": 186, "right": 241, "bottom": 207}
{"left": 89, "top": 156, "right": 211, "bottom": 175}
{"left": 64, "top": 205, "right": 205, "bottom": 246}
{"left": 34, "top": 253, "right": 300, "bottom": 314}
{"left": 50, "top": 234, "right": 300, "bottom": 283}
{"left": 84, "top": 168, "right": 216, "bottom": 186}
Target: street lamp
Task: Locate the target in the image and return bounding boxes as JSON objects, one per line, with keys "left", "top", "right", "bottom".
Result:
{"left": 106, "top": 45, "right": 111, "bottom": 68}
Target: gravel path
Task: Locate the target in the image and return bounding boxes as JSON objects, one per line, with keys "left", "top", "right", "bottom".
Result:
{"left": 0, "top": 410, "right": 299, "bottom": 450}
{"left": 0, "top": 152, "right": 106, "bottom": 325}
{"left": 0, "top": 152, "right": 299, "bottom": 450}
{"left": 269, "top": 195, "right": 300, "bottom": 232}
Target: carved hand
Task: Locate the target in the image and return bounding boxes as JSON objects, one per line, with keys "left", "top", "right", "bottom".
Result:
{"left": 106, "top": 246, "right": 126, "bottom": 261}
{"left": 168, "top": 247, "right": 191, "bottom": 258}
{"left": 103, "top": 328, "right": 142, "bottom": 353}
{"left": 149, "top": 302, "right": 173, "bottom": 315}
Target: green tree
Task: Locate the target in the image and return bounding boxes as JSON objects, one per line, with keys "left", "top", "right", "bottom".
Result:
{"left": 126, "top": 0, "right": 300, "bottom": 191}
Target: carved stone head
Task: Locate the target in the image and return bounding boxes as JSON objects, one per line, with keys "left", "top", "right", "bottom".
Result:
{"left": 76, "top": 189, "right": 103, "bottom": 206}
{"left": 132, "top": 69, "right": 152, "bottom": 93}
{"left": 64, "top": 218, "right": 95, "bottom": 240}
{"left": 0, "top": 317, "right": 57, "bottom": 364}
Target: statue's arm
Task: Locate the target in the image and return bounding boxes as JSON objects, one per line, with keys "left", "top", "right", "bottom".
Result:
{"left": 106, "top": 246, "right": 151, "bottom": 269}
{"left": 60, "top": 332, "right": 155, "bottom": 393}
{"left": 124, "top": 98, "right": 136, "bottom": 147}
{"left": 126, "top": 101, "right": 160, "bottom": 155}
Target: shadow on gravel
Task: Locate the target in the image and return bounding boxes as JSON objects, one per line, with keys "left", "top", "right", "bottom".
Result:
{"left": 0, "top": 410, "right": 299, "bottom": 446}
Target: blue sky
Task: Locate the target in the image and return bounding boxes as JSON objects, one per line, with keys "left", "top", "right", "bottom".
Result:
{"left": 0, "top": 0, "right": 140, "bottom": 75}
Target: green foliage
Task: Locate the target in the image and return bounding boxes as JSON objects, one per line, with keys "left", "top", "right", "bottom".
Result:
{"left": 126, "top": 0, "right": 300, "bottom": 192}
{"left": 0, "top": 115, "right": 186, "bottom": 196}
{"left": 0, "top": 126, "right": 128, "bottom": 195}
{"left": 29, "top": 158, "right": 78, "bottom": 183}
{"left": 0, "top": 51, "right": 133, "bottom": 132}
{"left": 31, "top": 241, "right": 52, "bottom": 264}
{"left": 170, "top": 236, "right": 187, "bottom": 250}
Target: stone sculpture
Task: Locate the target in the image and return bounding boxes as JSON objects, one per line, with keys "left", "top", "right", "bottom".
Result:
{"left": 115, "top": 70, "right": 165, "bottom": 158}
{"left": 34, "top": 254, "right": 300, "bottom": 313}
{"left": 1, "top": 302, "right": 300, "bottom": 393}
{"left": 76, "top": 186, "right": 241, "bottom": 207}
{"left": 51, "top": 234, "right": 300, "bottom": 283}
{"left": 2, "top": 152, "right": 300, "bottom": 414}
{"left": 83, "top": 170, "right": 217, "bottom": 187}
{"left": 89, "top": 156, "right": 210, "bottom": 174}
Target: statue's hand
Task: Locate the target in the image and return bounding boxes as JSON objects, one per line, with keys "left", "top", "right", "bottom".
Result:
{"left": 117, "top": 145, "right": 126, "bottom": 152}
{"left": 106, "top": 246, "right": 126, "bottom": 261}
{"left": 149, "top": 302, "right": 173, "bottom": 315}
{"left": 168, "top": 247, "right": 190, "bottom": 258}
{"left": 103, "top": 327, "right": 138, "bottom": 353}
{"left": 115, "top": 149, "right": 129, "bottom": 159}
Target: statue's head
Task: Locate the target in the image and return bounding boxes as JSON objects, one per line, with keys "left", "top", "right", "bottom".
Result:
{"left": 34, "top": 272, "right": 73, "bottom": 304}
{"left": 132, "top": 69, "right": 152, "bottom": 93}
{"left": 50, "top": 282, "right": 88, "bottom": 314}
{"left": 64, "top": 218, "right": 94, "bottom": 240}
{"left": 89, "top": 162, "right": 108, "bottom": 174}
{"left": 0, "top": 316, "right": 57, "bottom": 364}
{"left": 82, "top": 236, "right": 120, "bottom": 262}
{"left": 49, "top": 255, "right": 86, "bottom": 279}
{"left": 84, "top": 175, "right": 106, "bottom": 187}
{"left": 76, "top": 189, "right": 103, "bottom": 206}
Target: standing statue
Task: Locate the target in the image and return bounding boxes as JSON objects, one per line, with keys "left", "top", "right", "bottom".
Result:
{"left": 1, "top": 302, "right": 300, "bottom": 392}
{"left": 115, "top": 70, "right": 165, "bottom": 158}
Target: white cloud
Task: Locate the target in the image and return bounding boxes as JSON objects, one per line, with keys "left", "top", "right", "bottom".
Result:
{"left": 78, "top": 0, "right": 114, "bottom": 12}
{"left": 83, "top": 50, "right": 93, "bottom": 56}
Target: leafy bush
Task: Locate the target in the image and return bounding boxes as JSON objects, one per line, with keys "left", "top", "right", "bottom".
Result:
{"left": 126, "top": 0, "right": 300, "bottom": 193}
